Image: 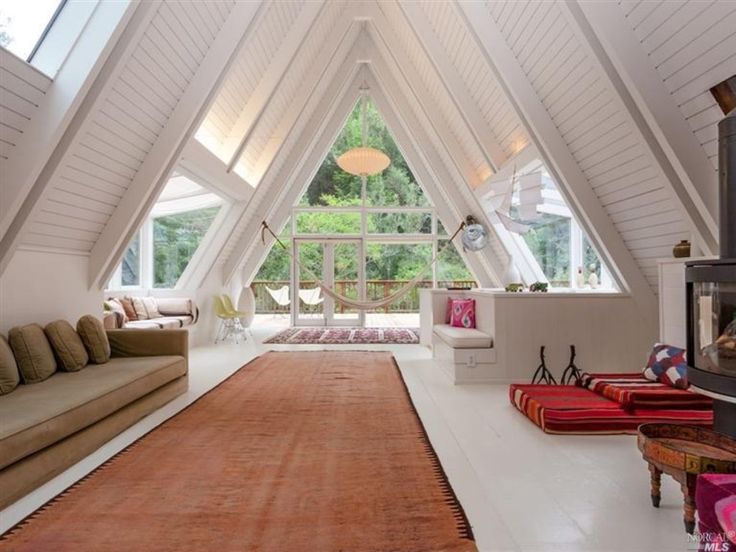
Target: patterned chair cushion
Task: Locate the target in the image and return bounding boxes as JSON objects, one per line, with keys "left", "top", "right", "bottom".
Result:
{"left": 449, "top": 299, "right": 476, "bottom": 329}
{"left": 642, "top": 343, "right": 688, "bottom": 389}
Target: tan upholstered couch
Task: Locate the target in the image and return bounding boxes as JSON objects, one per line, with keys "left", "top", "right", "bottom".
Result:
{"left": 0, "top": 329, "right": 188, "bottom": 509}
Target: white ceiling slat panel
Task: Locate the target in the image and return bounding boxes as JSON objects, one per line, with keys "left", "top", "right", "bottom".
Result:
{"left": 199, "top": 1, "right": 303, "bottom": 154}
{"left": 243, "top": 1, "right": 346, "bottom": 183}
{"left": 621, "top": 1, "right": 736, "bottom": 171}
{"left": 24, "top": 1, "right": 235, "bottom": 253}
{"left": 418, "top": 1, "right": 526, "bottom": 159}
{"left": 376, "top": 1, "right": 488, "bottom": 180}
{"left": 0, "top": 52, "right": 51, "bottom": 165}
{"left": 485, "top": 0, "right": 689, "bottom": 292}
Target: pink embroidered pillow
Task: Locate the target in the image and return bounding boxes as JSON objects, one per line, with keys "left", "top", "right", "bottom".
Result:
{"left": 449, "top": 299, "right": 476, "bottom": 329}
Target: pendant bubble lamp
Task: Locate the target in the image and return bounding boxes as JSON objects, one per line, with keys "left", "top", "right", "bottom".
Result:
{"left": 336, "top": 91, "right": 390, "bottom": 177}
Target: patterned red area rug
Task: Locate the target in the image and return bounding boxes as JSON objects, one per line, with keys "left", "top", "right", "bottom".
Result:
{"left": 263, "top": 326, "right": 420, "bottom": 344}
{"left": 2, "top": 351, "right": 475, "bottom": 552}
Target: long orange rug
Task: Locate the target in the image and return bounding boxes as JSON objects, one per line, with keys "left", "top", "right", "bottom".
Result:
{"left": 2, "top": 351, "right": 476, "bottom": 551}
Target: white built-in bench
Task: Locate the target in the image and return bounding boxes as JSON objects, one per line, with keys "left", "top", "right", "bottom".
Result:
{"left": 420, "top": 289, "right": 497, "bottom": 383}
{"left": 419, "top": 288, "right": 656, "bottom": 385}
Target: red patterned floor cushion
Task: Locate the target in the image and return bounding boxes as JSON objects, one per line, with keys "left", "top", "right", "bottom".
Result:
{"left": 579, "top": 372, "right": 713, "bottom": 410}
{"left": 509, "top": 384, "right": 713, "bottom": 435}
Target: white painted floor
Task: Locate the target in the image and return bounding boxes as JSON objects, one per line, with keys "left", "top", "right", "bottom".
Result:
{"left": 0, "top": 325, "right": 691, "bottom": 551}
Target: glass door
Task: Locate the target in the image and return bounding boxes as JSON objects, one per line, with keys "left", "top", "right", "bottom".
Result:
{"left": 293, "top": 239, "right": 364, "bottom": 327}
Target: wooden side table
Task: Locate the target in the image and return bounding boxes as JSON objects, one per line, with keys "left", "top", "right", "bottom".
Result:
{"left": 637, "top": 424, "right": 736, "bottom": 534}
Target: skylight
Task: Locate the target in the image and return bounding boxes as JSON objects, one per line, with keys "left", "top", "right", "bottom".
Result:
{"left": 0, "top": 0, "right": 65, "bottom": 61}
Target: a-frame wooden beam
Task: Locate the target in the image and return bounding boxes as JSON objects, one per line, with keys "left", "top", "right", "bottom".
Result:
{"left": 221, "top": 52, "right": 362, "bottom": 285}
{"left": 223, "top": 1, "right": 325, "bottom": 172}
{"left": 88, "top": 1, "right": 263, "bottom": 289}
{"left": 395, "top": 1, "right": 507, "bottom": 173}
{"left": 236, "top": 78, "right": 364, "bottom": 287}
{"left": 0, "top": 2, "right": 156, "bottom": 276}
{"left": 179, "top": 140, "right": 253, "bottom": 202}
{"left": 456, "top": 0, "right": 657, "bottom": 322}
{"left": 572, "top": 0, "right": 719, "bottom": 253}
{"left": 364, "top": 4, "right": 482, "bottom": 188}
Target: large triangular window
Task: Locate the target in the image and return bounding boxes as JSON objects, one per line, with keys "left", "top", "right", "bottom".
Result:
{"left": 252, "top": 98, "right": 475, "bottom": 321}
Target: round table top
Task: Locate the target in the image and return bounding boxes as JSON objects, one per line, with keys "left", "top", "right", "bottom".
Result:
{"left": 637, "top": 424, "right": 736, "bottom": 473}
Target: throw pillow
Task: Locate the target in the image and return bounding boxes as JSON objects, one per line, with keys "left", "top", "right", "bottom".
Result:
{"left": 76, "top": 315, "right": 111, "bottom": 364}
{"left": 142, "top": 297, "right": 161, "bottom": 319}
{"left": 119, "top": 296, "right": 138, "bottom": 321}
{"left": 44, "top": 320, "right": 89, "bottom": 372}
{"left": 105, "top": 298, "right": 128, "bottom": 324}
{"left": 449, "top": 298, "right": 476, "bottom": 329}
{"left": 8, "top": 324, "right": 57, "bottom": 384}
{"left": 132, "top": 297, "right": 149, "bottom": 320}
{"left": 643, "top": 343, "right": 688, "bottom": 389}
{"left": 0, "top": 335, "right": 20, "bottom": 395}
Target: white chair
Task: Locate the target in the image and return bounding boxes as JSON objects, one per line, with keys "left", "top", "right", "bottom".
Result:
{"left": 298, "top": 287, "right": 324, "bottom": 306}
{"left": 266, "top": 285, "right": 290, "bottom": 317}
{"left": 298, "top": 287, "right": 323, "bottom": 319}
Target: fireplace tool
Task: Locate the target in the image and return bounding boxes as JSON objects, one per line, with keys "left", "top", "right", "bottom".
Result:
{"left": 561, "top": 345, "right": 582, "bottom": 385}
{"left": 532, "top": 346, "right": 557, "bottom": 385}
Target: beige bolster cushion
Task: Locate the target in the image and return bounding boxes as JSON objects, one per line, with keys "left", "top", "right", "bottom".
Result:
{"left": 77, "top": 315, "right": 111, "bottom": 364}
{"left": 0, "top": 335, "right": 20, "bottom": 394}
{"left": 8, "top": 324, "right": 57, "bottom": 384}
{"left": 44, "top": 320, "right": 89, "bottom": 372}
{"left": 156, "top": 298, "right": 192, "bottom": 316}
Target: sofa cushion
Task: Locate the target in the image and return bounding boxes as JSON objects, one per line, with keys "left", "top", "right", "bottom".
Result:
{"left": 171, "top": 315, "right": 194, "bottom": 327}
{"left": 104, "top": 298, "right": 128, "bottom": 325}
{"left": 156, "top": 298, "right": 192, "bottom": 316}
{"left": 433, "top": 324, "right": 492, "bottom": 349}
{"left": 124, "top": 320, "right": 166, "bottom": 330}
{"left": 132, "top": 297, "right": 149, "bottom": 320}
{"left": 124, "top": 316, "right": 193, "bottom": 330}
{"left": 142, "top": 297, "right": 161, "bottom": 318}
{"left": 0, "top": 355, "right": 186, "bottom": 470}
{"left": 119, "top": 297, "right": 138, "bottom": 321}
{"left": 77, "top": 315, "right": 111, "bottom": 364}
{"left": 44, "top": 320, "right": 88, "bottom": 372}
{"left": 8, "top": 324, "right": 57, "bottom": 384}
{"left": 0, "top": 335, "right": 20, "bottom": 395}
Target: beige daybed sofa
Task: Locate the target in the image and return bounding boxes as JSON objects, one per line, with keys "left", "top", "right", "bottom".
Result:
{"left": 0, "top": 328, "right": 188, "bottom": 509}
{"left": 105, "top": 296, "right": 199, "bottom": 330}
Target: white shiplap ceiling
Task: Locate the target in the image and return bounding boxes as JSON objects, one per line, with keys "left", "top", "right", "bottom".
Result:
{"left": 1, "top": 0, "right": 734, "bottom": 306}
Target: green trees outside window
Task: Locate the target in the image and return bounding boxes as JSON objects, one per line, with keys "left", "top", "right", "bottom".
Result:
{"left": 153, "top": 206, "right": 220, "bottom": 288}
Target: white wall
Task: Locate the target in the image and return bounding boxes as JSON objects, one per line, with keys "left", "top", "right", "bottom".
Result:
{"left": 0, "top": 250, "right": 102, "bottom": 334}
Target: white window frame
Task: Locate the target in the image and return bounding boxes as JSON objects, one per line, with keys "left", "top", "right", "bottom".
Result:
{"left": 107, "top": 171, "right": 229, "bottom": 292}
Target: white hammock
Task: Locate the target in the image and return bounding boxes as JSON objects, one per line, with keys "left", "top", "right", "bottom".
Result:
{"left": 261, "top": 221, "right": 465, "bottom": 311}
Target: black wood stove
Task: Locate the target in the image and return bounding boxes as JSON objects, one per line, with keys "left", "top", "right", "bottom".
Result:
{"left": 686, "top": 108, "right": 736, "bottom": 438}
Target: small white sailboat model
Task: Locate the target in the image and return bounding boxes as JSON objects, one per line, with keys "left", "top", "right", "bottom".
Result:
{"left": 483, "top": 165, "right": 542, "bottom": 235}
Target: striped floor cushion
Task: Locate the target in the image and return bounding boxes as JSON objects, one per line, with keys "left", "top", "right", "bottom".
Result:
{"left": 509, "top": 384, "right": 713, "bottom": 435}
{"left": 579, "top": 372, "right": 713, "bottom": 410}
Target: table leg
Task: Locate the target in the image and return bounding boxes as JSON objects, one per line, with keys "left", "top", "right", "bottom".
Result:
{"left": 649, "top": 463, "right": 662, "bottom": 508}
{"left": 681, "top": 482, "right": 696, "bottom": 534}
